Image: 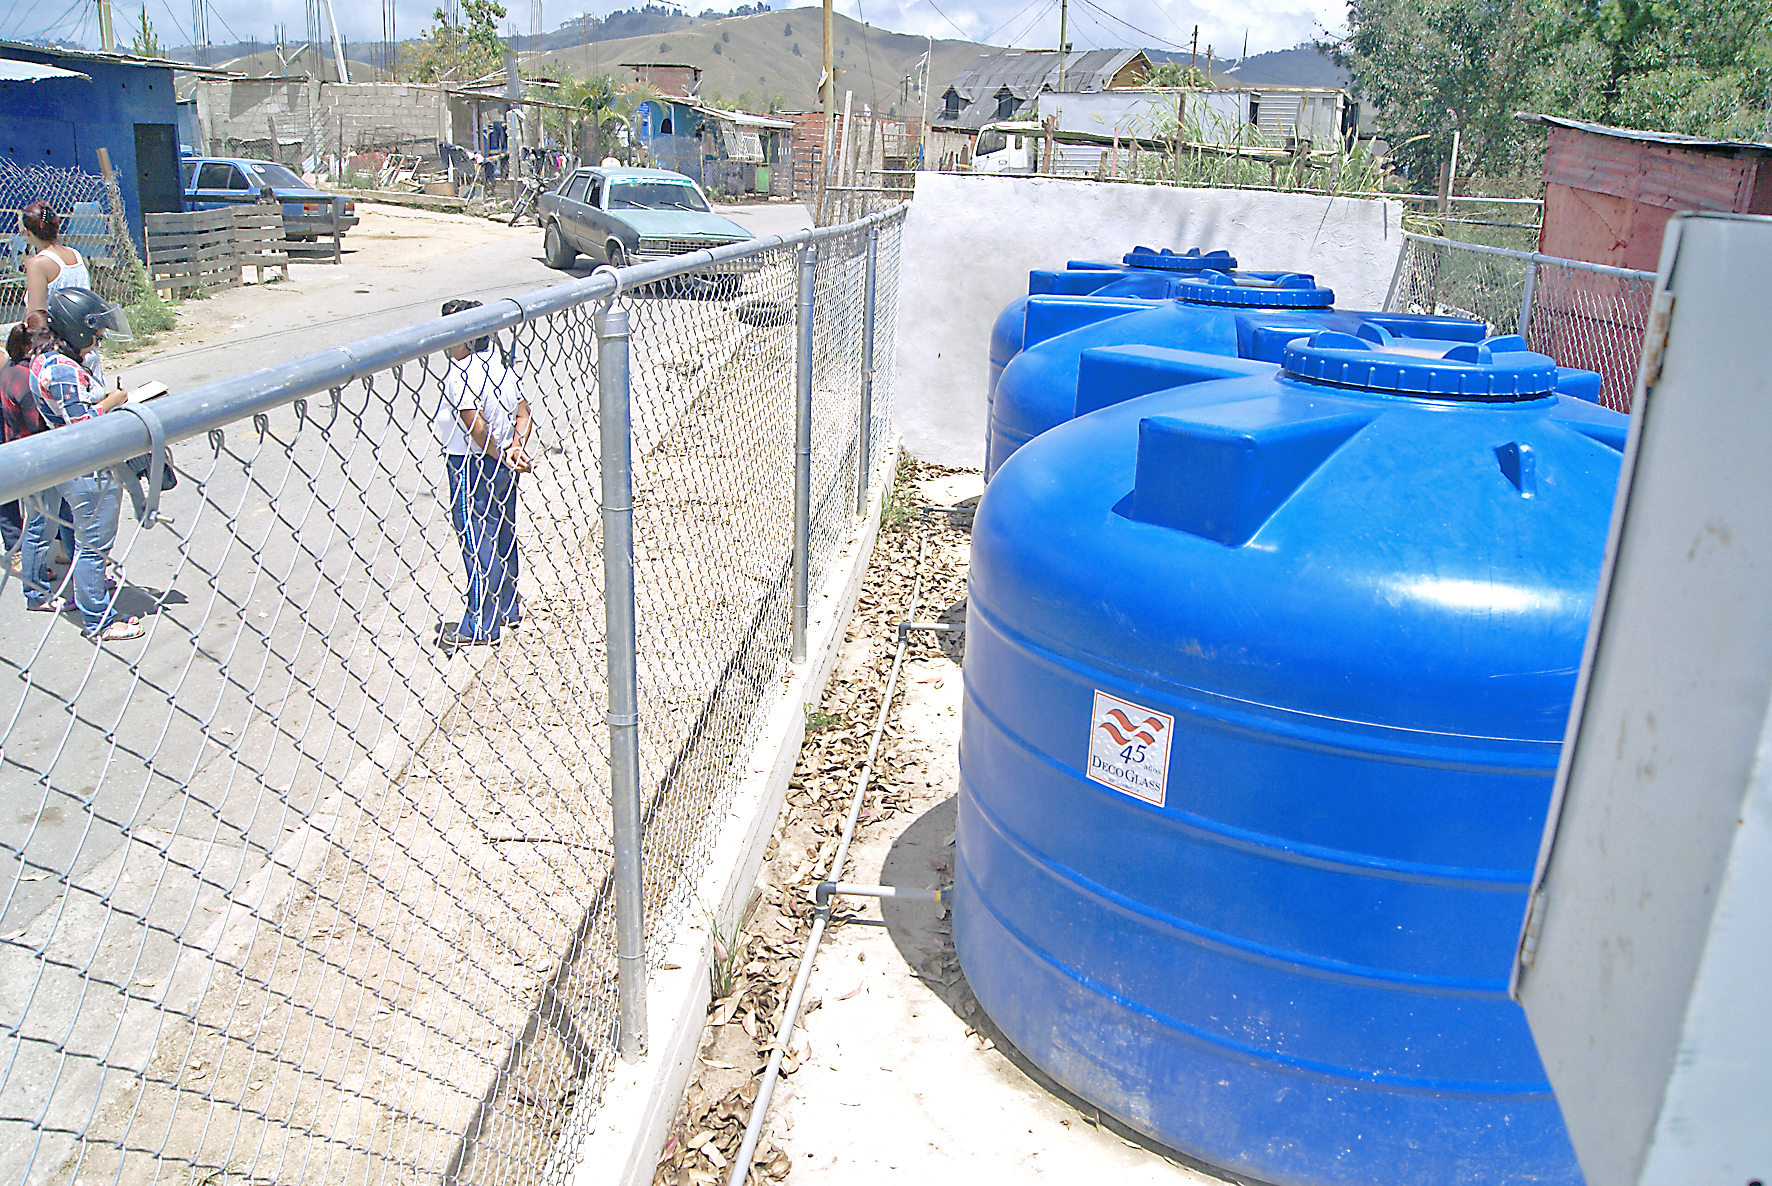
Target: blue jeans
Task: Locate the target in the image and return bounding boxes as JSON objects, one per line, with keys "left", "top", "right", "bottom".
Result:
{"left": 446, "top": 454, "right": 520, "bottom": 642}
{"left": 22, "top": 473, "right": 122, "bottom": 632}
{"left": 0, "top": 500, "right": 19, "bottom": 554}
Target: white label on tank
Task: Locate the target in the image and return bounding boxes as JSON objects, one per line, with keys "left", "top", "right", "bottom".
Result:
{"left": 1086, "top": 690, "right": 1174, "bottom": 806}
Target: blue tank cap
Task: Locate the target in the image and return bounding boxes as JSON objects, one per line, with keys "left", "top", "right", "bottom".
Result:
{"left": 1121, "top": 246, "right": 1239, "bottom": 272}
{"left": 1171, "top": 269, "right": 1334, "bottom": 308}
{"left": 1283, "top": 331, "right": 1559, "bottom": 401}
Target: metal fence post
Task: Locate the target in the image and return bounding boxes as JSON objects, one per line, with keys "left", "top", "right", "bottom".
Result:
{"left": 792, "top": 242, "right": 816, "bottom": 664}
{"left": 1517, "top": 257, "right": 1540, "bottom": 345}
{"left": 597, "top": 300, "right": 647, "bottom": 1062}
{"left": 856, "top": 225, "right": 879, "bottom": 517}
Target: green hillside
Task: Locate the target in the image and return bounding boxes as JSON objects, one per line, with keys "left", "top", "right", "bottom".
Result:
{"left": 524, "top": 9, "right": 993, "bottom": 118}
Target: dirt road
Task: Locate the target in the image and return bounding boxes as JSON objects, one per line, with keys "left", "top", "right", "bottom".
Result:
{"left": 105, "top": 200, "right": 813, "bottom": 396}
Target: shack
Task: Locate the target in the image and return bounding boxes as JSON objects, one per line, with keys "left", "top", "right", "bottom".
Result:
{"left": 1520, "top": 113, "right": 1772, "bottom": 271}
{"left": 0, "top": 40, "right": 188, "bottom": 248}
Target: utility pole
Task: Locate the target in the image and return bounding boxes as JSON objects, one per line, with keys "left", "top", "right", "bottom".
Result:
{"left": 918, "top": 36, "right": 931, "bottom": 169}
{"left": 96, "top": 0, "right": 115, "bottom": 50}
{"left": 322, "top": 0, "right": 350, "bottom": 82}
{"left": 1057, "top": 0, "right": 1067, "bottom": 91}
{"left": 820, "top": 0, "right": 835, "bottom": 219}
{"left": 1190, "top": 25, "right": 1198, "bottom": 72}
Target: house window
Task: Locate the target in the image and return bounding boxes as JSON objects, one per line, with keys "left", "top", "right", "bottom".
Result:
{"left": 995, "top": 87, "right": 1017, "bottom": 120}
{"left": 1248, "top": 95, "right": 1261, "bottom": 126}
{"left": 942, "top": 88, "right": 961, "bottom": 120}
{"left": 661, "top": 115, "right": 674, "bottom": 134}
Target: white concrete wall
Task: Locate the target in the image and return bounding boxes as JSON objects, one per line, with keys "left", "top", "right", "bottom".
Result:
{"left": 892, "top": 172, "right": 1405, "bottom": 467}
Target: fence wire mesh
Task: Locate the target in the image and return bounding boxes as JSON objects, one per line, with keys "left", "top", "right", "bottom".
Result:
{"left": 1385, "top": 233, "right": 1657, "bottom": 413}
{"left": 0, "top": 206, "right": 906, "bottom": 1186}
{"left": 0, "top": 160, "right": 143, "bottom": 322}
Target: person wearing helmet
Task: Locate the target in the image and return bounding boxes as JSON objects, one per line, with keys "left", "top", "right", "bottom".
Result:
{"left": 2, "top": 313, "right": 72, "bottom": 592}
{"left": 21, "top": 287, "right": 145, "bottom": 642}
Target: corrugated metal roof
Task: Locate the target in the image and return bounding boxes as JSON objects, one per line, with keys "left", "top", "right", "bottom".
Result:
{"left": 1518, "top": 113, "right": 1772, "bottom": 155}
{"left": 0, "top": 58, "right": 89, "bottom": 82}
{"left": 939, "top": 48, "right": 1146, "bottom": 128}
{"left": 0, "top": 37, "right": 234, "bottom": 75}
{"left": 698, "top": 103, "right": 793, "bottom": 130}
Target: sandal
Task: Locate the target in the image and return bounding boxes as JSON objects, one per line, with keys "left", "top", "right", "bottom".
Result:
{"left": 96, "top": 618, "right": 146, "bottom": 642}
{"left": 26, "top": 597, "right": 69, "bottom": 613}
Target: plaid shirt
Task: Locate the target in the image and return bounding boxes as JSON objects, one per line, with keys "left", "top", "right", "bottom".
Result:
{"left": 1, "top": 357, "right": 45, "bottom": 443}
{"left": 28, "top": 351, "right": 104, "bottom": 429}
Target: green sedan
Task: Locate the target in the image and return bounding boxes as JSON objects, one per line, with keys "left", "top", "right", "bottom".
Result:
{"left": 539, "top": 166, "right": 758, "bottom": 294}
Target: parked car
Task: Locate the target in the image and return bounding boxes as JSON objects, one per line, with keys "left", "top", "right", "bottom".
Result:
{"left": 538, "top": 167, "right": 755, "bottom": 293}
{"left": 180, "top": 157, "right": 359, "bottom": 241}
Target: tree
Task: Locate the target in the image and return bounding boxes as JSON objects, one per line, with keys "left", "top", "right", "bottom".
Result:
{"left": 401, "top": 0, "right": 508, "bottom": 82}
{"left": 1332, "top": 0, "right": 1772, "bottom": 188}
{"left": 1148, "top": 61, "right": 1210, "bottom": 87}
{"left": 130, "top": 4, "right": 160, "bottom": 57}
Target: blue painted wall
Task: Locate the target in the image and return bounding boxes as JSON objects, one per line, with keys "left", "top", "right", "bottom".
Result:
{"left": 0, "top": 44, "right": 183, "bottom": 249}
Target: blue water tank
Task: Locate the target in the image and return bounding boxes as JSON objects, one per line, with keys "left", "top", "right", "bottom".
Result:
{"left": 986, "top": 269, "right": 1499, "bottom": 479}
{"left": 988, "top": 248, "right": 1241, "bottom": 473}
{"left": 957, "top": 333, "right": 1627, "bottom": 1186}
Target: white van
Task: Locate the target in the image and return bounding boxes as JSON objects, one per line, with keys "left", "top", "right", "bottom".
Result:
{"left": 971, "top": 120, "right": 1045, "bottom": 174}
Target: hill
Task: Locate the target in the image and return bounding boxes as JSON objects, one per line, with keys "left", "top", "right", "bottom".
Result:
{"left": 1221, "top": 44, "right": 1347, "bottom": 89}
{"left": 525, "top": 9, "right": 991, "bottom": 117}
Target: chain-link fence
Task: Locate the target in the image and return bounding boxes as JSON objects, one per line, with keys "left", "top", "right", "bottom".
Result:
{"left": 0, "top": 204, "right": 905, "bottom": 1186}
{"left": 1385, "top": 232, "right": 1657, "bottom": 413}
{"left": 0, "top": 159, "right": 143, "bottom": 322}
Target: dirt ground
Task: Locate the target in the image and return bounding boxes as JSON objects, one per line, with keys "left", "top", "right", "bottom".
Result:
{"left": 649, "top": 461, "right": 1223, "bottom": 1186}
{"left": 104, "top": 200, "right": 812, "bottom": 395}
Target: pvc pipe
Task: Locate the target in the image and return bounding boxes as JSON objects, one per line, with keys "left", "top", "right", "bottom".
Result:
{"left": 724, "top": 529, "right": 930, "bottom": 1186}
{"left": 814, "top": 882, "right": 943, "bottom": 906}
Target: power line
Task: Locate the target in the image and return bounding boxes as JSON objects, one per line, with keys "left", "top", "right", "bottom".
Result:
{"left": 918, "top": 0, "right": 974, "bottom": 42}
{"left": 1000, "top": 0, "right": 1059, "bottom": 49}
{"left": 1069, "top": 0, "right": 1190, "bottom": 52}
{"left": 975, "top": 0, "right": 1046, "bottom": 46}
{"left": 2, "top": 0, "right": 51, "bottom": 40}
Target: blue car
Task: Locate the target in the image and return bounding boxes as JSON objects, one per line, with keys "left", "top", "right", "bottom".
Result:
{"left": 180, "top": 157, "right": 359, "bottom": 240}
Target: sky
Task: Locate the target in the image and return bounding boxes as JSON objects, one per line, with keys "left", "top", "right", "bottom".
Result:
{"left": 0, "top": 0, "right": 1345, "bottom": 61}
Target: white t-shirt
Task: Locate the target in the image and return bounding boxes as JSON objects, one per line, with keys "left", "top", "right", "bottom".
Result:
{"left": 436, "top": 349, "right": 523, "bottom": 456}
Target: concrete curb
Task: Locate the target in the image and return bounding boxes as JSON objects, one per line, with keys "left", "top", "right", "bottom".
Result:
{"left": 558, "top": 442, "right": 899, "bottom": 1186}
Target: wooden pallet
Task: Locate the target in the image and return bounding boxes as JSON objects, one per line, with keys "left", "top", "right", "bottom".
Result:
{"left": 146, "top": 208, "right": 244, "bottom": 298}
{"left": 230, "top": 206, "right": 289, "bottom": 283}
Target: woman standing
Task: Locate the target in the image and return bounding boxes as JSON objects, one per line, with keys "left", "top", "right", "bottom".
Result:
{"left": 21, "top": 287, "right": 144, "bottom": 642}
{"left": 21, "top": 200, "right": 94, "bottom": 314}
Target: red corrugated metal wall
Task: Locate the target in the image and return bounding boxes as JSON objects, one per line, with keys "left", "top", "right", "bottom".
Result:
{"left": 1539, "top": 124, "right": 1766, "bottom": 269}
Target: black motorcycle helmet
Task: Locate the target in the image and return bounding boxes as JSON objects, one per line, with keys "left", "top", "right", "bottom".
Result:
{"left": 45, "top": 287, "right": 132, "bottom": 355}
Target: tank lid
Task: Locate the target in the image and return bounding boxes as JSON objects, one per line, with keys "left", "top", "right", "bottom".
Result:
{"left": 1171, "top": 269, "right": 1335, "bottom": 308}
{"left": 1121, "top": 246, "right": 1240, "bottom": 272}
{"left": 1283, "top": 330, "right": 1559, "bottom": 400}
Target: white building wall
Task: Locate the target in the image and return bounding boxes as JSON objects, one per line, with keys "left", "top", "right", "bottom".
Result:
{"left": 892, "top": 172, "right": 1405, "bottom": 467}
{"left": 1045, "top": 87, "right": 1344, "bottom": 145}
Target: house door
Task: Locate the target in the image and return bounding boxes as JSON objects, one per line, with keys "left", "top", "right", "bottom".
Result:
{"left": 134, "top": 123, "right": 183, "bottom": 213}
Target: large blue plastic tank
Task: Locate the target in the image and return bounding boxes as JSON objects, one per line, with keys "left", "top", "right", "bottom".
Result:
{"left": 986, "top": 270, "right": 1500, "bottom": 479}
{"left": 987, "top": 248, "right": 1240, "bottom": 474}
{"left": 957, "top": 332, "right": 1627, "bottom": 1186}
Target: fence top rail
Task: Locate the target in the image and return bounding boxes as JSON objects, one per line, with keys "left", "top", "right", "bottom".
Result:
{"left": 1401, "top": 231, "right": 1656, "bottom": 281}
{"left": 0, "top": 203, "right": 907, "bottom": 505}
